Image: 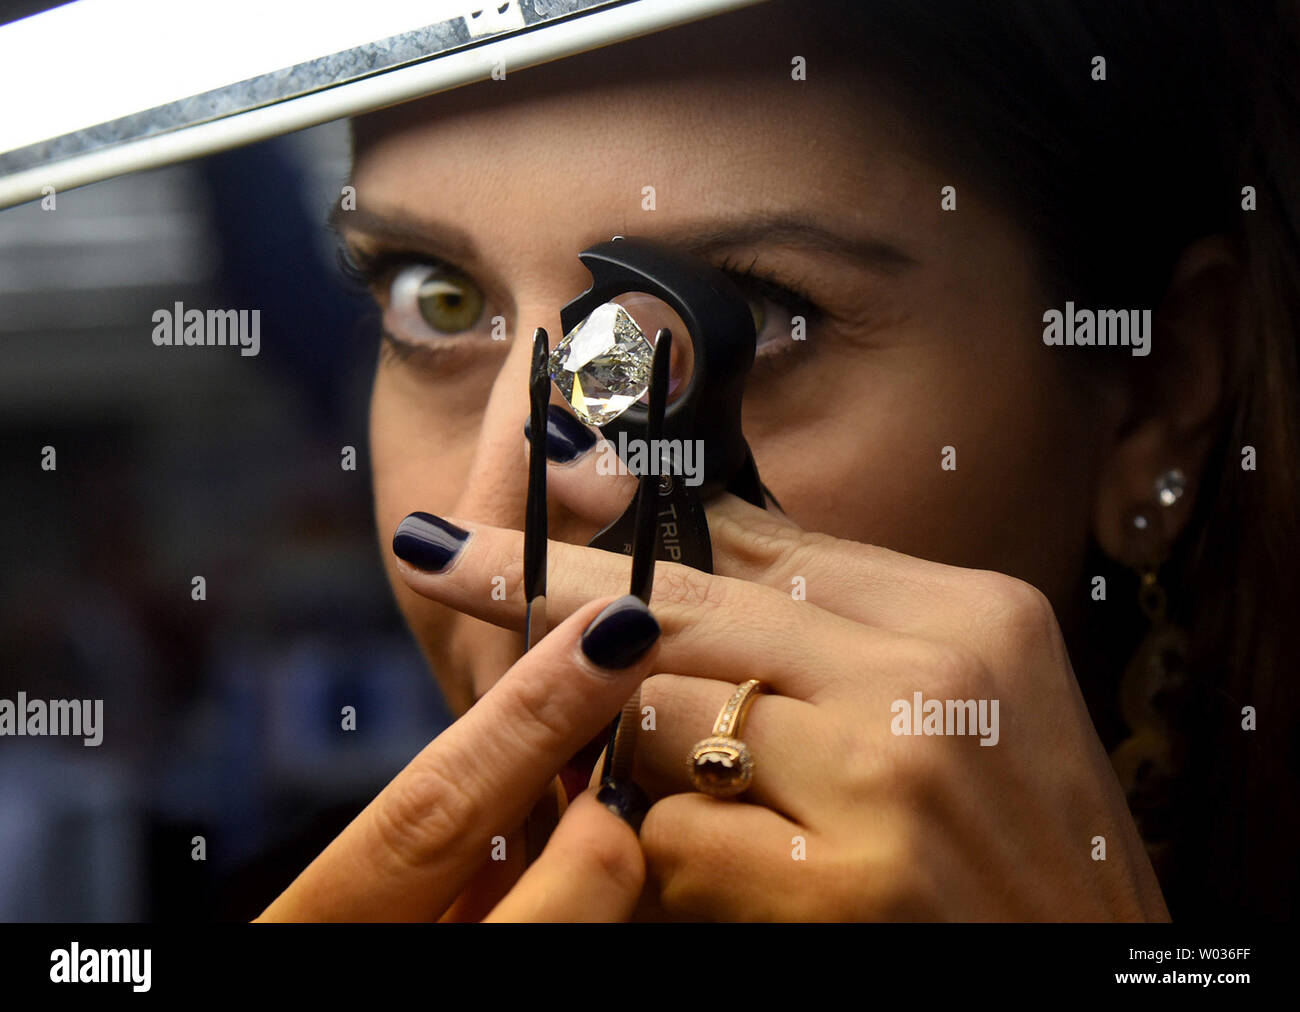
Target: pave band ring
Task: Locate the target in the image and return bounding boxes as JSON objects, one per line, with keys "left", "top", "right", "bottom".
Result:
{"left": 687, "top": 679, "right": 767, "bottom": 798}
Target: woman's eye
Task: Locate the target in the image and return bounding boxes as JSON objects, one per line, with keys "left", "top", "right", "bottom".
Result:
{"left": 389, "top": 263, "right": 486, "bottom": 338}
{"left": 743, "top": 292, "right": 800, "bottom": 352}
{"left": 718, "top": 260, "right": 818, "bottom": 356}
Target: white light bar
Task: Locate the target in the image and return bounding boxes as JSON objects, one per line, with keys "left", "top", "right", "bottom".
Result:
{"left": 0, "top": 0, "right": 767, "bottom": 210}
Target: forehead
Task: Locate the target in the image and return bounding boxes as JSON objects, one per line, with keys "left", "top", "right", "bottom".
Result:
{"left": 348, "top": 8, "right": 929, "bottom": 244}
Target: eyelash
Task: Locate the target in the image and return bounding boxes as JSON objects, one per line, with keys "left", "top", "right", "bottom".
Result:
{"left": 335, "top": 240, "right": 823, "bottom": 366}
{"left": 337, "top": 242, "right": 430, "bottom": 296}
{"left": 715, "top": 252, "right": 820, "bottom": 325}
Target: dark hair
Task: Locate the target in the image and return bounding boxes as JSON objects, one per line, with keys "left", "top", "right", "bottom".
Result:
{"left": 816, "top": 0, "right": 1300, "bottom": 919}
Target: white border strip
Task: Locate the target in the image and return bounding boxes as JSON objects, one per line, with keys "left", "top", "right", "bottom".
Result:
{"left": 0, "top": 0, "right": 765, "bottom": 211}
{"left": 0, "top": 0, "right": 491, "bottom": 152}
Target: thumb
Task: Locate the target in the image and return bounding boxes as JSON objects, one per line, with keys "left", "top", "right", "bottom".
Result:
{"left": 483, "top": 788, "right": 646, "bottom": 922}
{"left": 524, "top": 403, "right": 640, "bottom": 529}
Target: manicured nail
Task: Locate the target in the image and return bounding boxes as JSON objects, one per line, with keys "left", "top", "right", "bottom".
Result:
{"left": 580, "top": 594, "right": 660, "bottom": 671}
{"left": 524, "top": 403, "right": 598, "bottom": 464}
{"left": 596, "top": 778, "right": 650, "bottom": 832}
{"left": 392, "top": 512, "right": 471, "bottom": 572}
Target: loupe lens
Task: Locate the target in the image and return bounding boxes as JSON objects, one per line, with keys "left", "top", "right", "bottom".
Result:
{"left": 549, "top": 295, "right": 695, "bottom": 426}
{"left": 609, "top": 292, "right": 694, "bottom": 401}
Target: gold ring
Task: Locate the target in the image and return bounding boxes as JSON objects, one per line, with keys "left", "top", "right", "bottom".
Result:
{"left": 687, "top": 679, "right": 767, "bottom": 798}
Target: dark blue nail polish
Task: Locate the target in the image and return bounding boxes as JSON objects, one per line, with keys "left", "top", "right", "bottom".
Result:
{"left": 580, "top": 594, "right": 660, "bottom": 671}
{"left": 597, "top": 778, "right": 650, "bottom": 831}
{"left": 392, "top": 512, "right": 471, "bottom": 572}
{"left": 524, "top": 403, "right": 597, "bottom": 464}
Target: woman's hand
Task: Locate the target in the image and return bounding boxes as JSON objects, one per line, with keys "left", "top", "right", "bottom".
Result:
{"left": 391, "top": 492, "right": 1170, "bottom": 921}
{"left": 255, "top": 594, "right": 661, "bottom": 922}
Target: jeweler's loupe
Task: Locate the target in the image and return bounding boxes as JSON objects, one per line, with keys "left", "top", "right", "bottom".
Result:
{"left": 555, "top": 236, "right": 768, "bottom": 519}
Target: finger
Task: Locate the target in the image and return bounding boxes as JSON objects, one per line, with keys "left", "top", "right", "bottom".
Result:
{"left": 256, "top": 594, "right": 661, "bottom": 922}
{"left": 437, "top": 825, "right": 528, "bottom": 923}
{"left": 704, "top": 492, "right": 979, "bottom": 636}
{"left": 640, "top": 792, "right": 812, "bottom": 921}
{"left": 633, "top": 673, "right": 825, "bottom": 823}
{"left": 707, "top": 493, "right": 1064, "bottom": 665}
{"left": 523, "top": 403, "right": 640, "bottom": 527}
{"left": 484, "top": 789, "right": 644, "bottom": 922}
{"left": 392, "top": 512, "right": 858, "bottom": 700}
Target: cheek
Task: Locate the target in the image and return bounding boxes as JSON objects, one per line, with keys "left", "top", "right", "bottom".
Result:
{"left": 742, "top": 334, "right": 1099, "bottom": 599}
{"left": 368, "top": 357, "right": 487, "bottom": 532}
{"left": 369, "top": 363, "right": 479, "bottom": 618}
{"left": 369, "top": 363, "right": 498, "bottom": 713}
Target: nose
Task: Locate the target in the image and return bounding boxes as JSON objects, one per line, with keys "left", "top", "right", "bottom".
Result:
{"left": 449, "top": 318, "right": 551, "bottom": 532}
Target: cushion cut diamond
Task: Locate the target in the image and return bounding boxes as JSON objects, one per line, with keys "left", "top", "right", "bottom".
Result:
{"left": 547, "top": 302, "right": 654, "bottom": 426}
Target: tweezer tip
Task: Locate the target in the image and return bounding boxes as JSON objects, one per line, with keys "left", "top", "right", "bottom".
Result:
{"left": 531, "top": 327, "right": 549, "bottom": 387}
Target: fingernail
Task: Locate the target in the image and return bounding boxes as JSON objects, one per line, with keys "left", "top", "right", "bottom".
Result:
{"left": 392, "top": 512, "right": 471, "bottom": 572}
{"left": 524, "top": 403, "right": 598, "bottom": 464}
{"left": 596, "top": 778, "right": 650, "bottom": 832}
{"left": 580, "top": 594, "right": 660, "bottom": 671}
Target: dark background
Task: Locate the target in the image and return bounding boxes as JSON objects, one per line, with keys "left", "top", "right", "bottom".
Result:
{"left": 0, "top": 120, "right": 454, "bottom": 921}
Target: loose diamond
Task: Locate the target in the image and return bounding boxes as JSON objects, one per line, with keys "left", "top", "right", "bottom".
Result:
{"left": 547, "top": 302, "right": 653, "bottom": 426}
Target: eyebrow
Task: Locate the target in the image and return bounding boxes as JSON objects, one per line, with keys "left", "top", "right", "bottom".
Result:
{"left": 662, "top": 213, "right": 919, "bottom": 274}
{"left": 329, "top": 205, "right": 919, "bottom": 276}
{"left": 330, "top": 205, "right": 479, "bottom": 265}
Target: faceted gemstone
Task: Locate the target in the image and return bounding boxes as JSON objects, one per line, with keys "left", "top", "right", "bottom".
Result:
{"left": 547, "top": 302, "right": 653, "bottom": 425}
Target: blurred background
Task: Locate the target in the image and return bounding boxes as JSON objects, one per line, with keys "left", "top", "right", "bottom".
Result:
{"left": 0, "top": 118, "right": 454, "bottom": 921}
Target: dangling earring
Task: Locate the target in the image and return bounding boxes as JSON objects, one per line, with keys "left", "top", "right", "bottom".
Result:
{"left": 1110, "top": 469, "right": 1190, "bottom": 875}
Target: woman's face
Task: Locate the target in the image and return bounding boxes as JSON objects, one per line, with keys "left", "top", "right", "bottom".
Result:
{"left": 345, "top": 8, "right": 1113, "bottom": 715}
